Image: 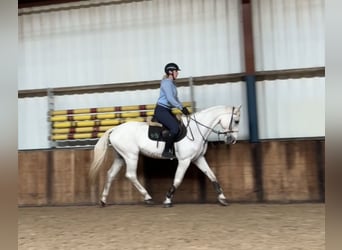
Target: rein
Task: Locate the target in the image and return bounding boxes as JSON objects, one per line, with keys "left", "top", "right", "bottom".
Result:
{"left": 184, "top": 106, "right": 236, "bottom": 142}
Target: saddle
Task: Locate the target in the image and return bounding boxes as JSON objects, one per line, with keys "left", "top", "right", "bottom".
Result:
{"left": 147, "top": 115, "right": 187, "bottom": 142}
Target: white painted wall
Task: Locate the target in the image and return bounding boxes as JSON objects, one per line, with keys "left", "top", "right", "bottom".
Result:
{"left": 252, "top": 0, "right": 324, "bottom": 70}
{"left": 256, "top": 77, "right": 325, "bottom": 139}
{"left": 18, "top": 0, "right": 325, "bottom": 149}
{"left": 18, "top": 0, "right": 243, "bottom": 89}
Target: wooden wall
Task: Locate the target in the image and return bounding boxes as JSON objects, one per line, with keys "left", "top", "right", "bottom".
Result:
{"left": 18, "top": 139, "right": 324, "bottom": 206}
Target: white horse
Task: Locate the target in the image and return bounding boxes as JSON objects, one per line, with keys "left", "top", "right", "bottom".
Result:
{"left": 89, "top": 105, "right": 241, "bottom": 207}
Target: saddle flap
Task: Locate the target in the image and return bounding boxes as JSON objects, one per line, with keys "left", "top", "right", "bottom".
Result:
{"left": 147, "top": 117, "right": 187, "bottom": 142}
{"left": 148, "top": 126, "right": 163, "bottom": 141}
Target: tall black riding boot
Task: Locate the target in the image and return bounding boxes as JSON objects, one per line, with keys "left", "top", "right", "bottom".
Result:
{"left": 162, "top": 133, "right": 176, "bottom": 159}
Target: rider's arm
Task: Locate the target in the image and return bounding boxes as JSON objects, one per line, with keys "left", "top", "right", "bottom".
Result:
{"left": 161, "top": 79, "right": 183, "bottom": 110}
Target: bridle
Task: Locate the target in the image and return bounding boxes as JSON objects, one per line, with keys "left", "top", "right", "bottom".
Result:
{"left": 185, "top": 107, "right": 238, "bottom": 143}
{"left": 228, "top": 106, "right": 236, "bottom": 132}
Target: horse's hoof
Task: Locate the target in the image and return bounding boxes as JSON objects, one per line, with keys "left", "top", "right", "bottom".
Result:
{"left": 218, "top": 198, "right": 229, "bottom": 206}
{"left": 99, "top": 200, "right": 106, "bottom": 208}
{"left": 163, "top": 203, "right": 173, "bottom": 208}
{"left": 144, "top": 199, "right": 154, "bottom": 206}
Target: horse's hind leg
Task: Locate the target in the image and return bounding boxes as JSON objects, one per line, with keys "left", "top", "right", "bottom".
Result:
{"left": 125, "top": 158, "right": 153, "bottom": 205}
{"left": 192, "top": 156, "right": 229, "bottom": 206}
{"left": 100, "top": 153, "right": 124, "bottom": 207}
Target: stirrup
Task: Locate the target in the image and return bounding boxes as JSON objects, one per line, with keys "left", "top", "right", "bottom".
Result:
{"left": 161, "top": 151, "right": 176, "bottom": 160}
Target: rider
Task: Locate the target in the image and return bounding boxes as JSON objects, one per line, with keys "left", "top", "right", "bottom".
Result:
{"left": 154, "top": 62, "right": 190, "bottom": 159}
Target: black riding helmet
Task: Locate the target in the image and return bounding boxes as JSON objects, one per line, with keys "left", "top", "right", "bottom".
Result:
{"left": 164, "top": 63, "right": 181, "bottom": 75}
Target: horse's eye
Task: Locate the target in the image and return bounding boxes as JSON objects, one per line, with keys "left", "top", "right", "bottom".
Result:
{"left": 234, "top": 120, "right": 239, "bottom": 125}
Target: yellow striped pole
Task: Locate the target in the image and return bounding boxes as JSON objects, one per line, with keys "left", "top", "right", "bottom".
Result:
{"left": 52, "top": 117, "right": 149, "bottom": 128}
{"left": 50, "top": 107, "right": 191, "bottom": 122}
{"left": 52, "top": 126, "right": 115, "bottom": 134}
{"left": 49, "top": 102, "right": 193, "bottom": 140}
{"left": 50, "top": 132, "right": 105, "bottom": 140}
{"left": 49, "top": 102, "right": 192, "bottom": 116}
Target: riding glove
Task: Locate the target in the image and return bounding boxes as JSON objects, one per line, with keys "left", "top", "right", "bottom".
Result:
{"left": 181, "top": 107, "right": 190, "bottom": 116}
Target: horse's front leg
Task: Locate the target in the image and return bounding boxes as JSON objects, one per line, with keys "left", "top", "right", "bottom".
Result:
{"left": 192, "top": 156, "right": 229, "bottom": 206}
{"left": 163, "top": 159, "right": 191, "bottom": 208}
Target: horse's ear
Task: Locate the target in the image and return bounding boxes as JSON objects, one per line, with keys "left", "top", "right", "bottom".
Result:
{"left": 237, "top": 105, "right": 242, "bottom": 111}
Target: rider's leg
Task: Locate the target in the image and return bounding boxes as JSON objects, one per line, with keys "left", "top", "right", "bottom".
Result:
{"left": 162, "top": 131, "right": 177, "bottom": 158}
{"left": 154, "top": 105, "right": 179, "bottom": 159}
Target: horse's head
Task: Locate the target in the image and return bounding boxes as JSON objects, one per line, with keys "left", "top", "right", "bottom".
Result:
{"left": 219, "top": 105, "right": 241, "bottom": 144}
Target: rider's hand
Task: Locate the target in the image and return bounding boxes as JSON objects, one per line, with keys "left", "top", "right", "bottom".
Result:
{"left": 181, "top": 107, "right": 190, "bottom": 116}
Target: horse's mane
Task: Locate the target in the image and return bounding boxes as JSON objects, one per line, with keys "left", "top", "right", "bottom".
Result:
{"left": 195, "top": 105, "right": 229, "bottom": 115}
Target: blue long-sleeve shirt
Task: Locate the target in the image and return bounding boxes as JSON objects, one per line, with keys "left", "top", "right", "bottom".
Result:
{"left": 157, "top": 78, "right": 183, "bottom": 110}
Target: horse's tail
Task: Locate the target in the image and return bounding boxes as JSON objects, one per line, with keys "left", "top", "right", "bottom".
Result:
{"left": 89, "top": 128, "right": 113, "bottom": 184}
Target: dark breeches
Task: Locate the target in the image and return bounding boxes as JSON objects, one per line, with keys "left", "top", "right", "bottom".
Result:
{"left": 154, "top": 105, "right": 179, "bottom": 136}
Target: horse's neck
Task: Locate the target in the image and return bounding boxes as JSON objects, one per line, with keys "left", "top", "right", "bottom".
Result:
{"left": 187, "top": 106, "right": 227, "bottom": 139}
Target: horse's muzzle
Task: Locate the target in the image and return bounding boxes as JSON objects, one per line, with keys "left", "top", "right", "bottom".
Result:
{"left": 225, "top": 135, "right": 236, "bottom": 144}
